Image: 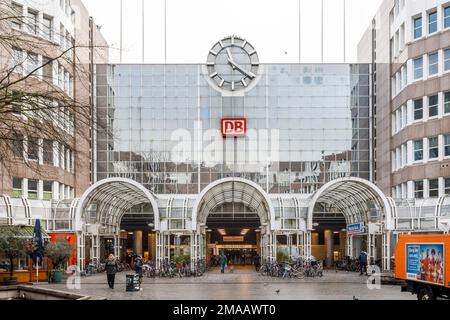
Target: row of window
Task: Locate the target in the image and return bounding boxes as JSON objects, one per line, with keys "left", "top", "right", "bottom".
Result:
{"left": 393, "top": 177, "right": 450, "bottom": 199}
{"left": 390, "top": 0, "right": 406, "bottom": 54}
{"left": 12, "top": 48, "right": 74, "bottom": 97}
{"left": 390, "top": 2, "right": 450, "bottom": 60}
{"left": 13, "top": 137, "right": 75, "bottom": 174}
{"left": 392, "top": 134, "right": 450, "bottom": 172}
{"left": 392, "top": 92, "right": 450, "bottom": 135}
{"left": 392, "top": 48, "right": 450, "bottom": 97}
{"left": 411, "top": 49, "right": 450, "bottom": 80}
{"left": 12, "top": 1, "right": 74, "bottom": 48}
{"left": 59, "top": 0, "right": 75, "bottom": 19}
{"left": 10, "top": 93, "right": 75, "bottom": 136}
{"left": 412, "top": 5, "right": 450, "bottom": 40}
{"left": 12, "top": 177, "right": 74, "bottom": 201}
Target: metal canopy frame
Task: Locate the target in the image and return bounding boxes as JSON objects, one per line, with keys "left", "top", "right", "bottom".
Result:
{"left": 192, "top": 178, "right": 274, "bottom": 230}
{"left": 75, "top": 178, "right": 160, "bottom": 233}
{"left": 308, "top": 177, "right": 393, "bottom": 230}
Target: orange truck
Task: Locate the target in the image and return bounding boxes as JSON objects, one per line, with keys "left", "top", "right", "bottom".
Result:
{"left": 394, "top": 234, "right": 450, "bottom": 300}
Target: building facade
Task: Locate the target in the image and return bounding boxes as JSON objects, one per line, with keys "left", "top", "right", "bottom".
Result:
{"left": 2, "top": 2, "right": 450, "bottom": 276}
{"left": 359, "top": 0, "right": 450, "bottom": 201}
{"left": 86, "top": 60, "right": 375, "bottom": 267}
{"left": 0, "top": 0, "right": 107, "bottom": 274}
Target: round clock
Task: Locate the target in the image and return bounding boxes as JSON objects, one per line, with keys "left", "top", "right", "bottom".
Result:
{"left": 206, "top": 36, "right": 260, "bottom": 92}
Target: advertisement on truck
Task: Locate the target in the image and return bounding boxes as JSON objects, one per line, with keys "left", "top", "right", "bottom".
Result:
{"left": 406, "top": 243, "right": 445, "bottom": 286}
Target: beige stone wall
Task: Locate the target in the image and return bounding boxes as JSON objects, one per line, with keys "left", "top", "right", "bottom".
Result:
{"left": 0, "top": 0, "right": 108, "bottom": 198}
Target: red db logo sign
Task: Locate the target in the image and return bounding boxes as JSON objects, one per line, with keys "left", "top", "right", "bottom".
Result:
{"left": 221, "top": 118, "right": 247, "bottom": 137}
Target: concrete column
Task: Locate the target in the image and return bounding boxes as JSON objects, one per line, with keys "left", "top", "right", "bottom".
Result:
{"left": 324, "top": 230, "right": 334, "bottom": 268}
{"left": 149, "top": 233, "right": 156, "bottom": 262}
{"left": 256, "top": 232, "right": 261, "bottom": 255}
{"left": 133, "top": 230, "right": 143, "bottom": 256}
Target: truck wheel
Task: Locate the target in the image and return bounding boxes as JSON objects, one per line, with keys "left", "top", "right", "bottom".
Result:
{"left": 418, "top": 287, "right": 435, "bottom": 300}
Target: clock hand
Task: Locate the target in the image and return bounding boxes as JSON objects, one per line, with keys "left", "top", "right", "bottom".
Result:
{"left": 227, "top": 59, "right": 256, "bottom": 79}
{"left": 226, "top": 48, "right": 236, "bottom": 70}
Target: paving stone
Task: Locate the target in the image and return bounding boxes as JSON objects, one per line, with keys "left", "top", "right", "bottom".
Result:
{"left": 36, "top": 268, "right": 416, "bottom": 300}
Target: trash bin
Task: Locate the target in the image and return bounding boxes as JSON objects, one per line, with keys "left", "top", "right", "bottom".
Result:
{"left": 126, "top": 274, "right": 140, "bottom": 292}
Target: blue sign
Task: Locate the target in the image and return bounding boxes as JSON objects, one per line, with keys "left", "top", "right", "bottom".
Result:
{"left": 347, "top": 223, "right": 364, "bottom": 234}
{"left": 406, "top": 243, "right": 445, "bottom": 286}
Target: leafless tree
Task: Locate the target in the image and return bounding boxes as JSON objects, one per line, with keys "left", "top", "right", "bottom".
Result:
{"left": 0, "top": 0, "right": 106, "bottom": 176}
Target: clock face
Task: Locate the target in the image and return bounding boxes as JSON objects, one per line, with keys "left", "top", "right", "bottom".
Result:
{"left": 206, "top": 36, "right": 260, "bottom": 92}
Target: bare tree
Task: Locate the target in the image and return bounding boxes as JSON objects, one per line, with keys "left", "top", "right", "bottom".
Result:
{"left": 0, "top": 0, "right": 106, "bottom": 178}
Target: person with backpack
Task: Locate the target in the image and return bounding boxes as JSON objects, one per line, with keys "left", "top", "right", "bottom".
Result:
{"left": 105, "top": 254, "right": 119, "bottom": 289}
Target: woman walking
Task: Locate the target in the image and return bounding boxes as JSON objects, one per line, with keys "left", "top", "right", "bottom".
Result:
{"left": 105, "top": 254, "right": 119, "bottom": 289}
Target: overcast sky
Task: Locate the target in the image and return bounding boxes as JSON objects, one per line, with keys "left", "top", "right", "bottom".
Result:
{"left": 81, "top": 0, "right": 383, "bottom": 64}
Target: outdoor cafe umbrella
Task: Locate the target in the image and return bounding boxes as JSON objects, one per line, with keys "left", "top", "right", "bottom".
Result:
{"left": 32, "top": 219, "right": 44, "bottom": 282}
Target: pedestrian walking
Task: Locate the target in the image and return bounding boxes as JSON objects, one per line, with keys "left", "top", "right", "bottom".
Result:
{"left": 254, "top": 253, "right": 261, "bottom": 272}
{"left": 134, "top": 254, "right": 144, "bottom": 283}
{"left": 105, "top": 254, "right": 119, "bottom": 289}
{"left": 358, "top": 250, "right": 368, "bottom": 276}
{"left": 219, "top": 252, "right": 227, "bottom": 274}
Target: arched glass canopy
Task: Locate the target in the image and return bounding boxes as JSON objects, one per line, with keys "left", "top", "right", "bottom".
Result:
{"left": 308, "top": 177, "right": 393, "bottom": 230}
{"left": 75, "top": 178, "right": 160, "bottom": 233}
{"left": 191, "top": 178, "right": 274, "bottom": 230}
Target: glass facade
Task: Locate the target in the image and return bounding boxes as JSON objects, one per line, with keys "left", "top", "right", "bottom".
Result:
{"left": 95, "top": 64, "right": 370, "bottom": 195}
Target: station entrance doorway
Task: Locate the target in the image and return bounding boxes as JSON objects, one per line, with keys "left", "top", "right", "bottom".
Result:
{"left": 308, "top": 177, "right": 394, "bottom": 271}
{"left": 193, "top": 178, "right": 274, "bottom": 273}
{"left": 205, "top": 202, "right": 261, "bottom": 271}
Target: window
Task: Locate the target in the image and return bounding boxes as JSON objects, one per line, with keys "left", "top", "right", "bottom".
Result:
{"left": 42, "top": 57, "right": 53, "bottom": 81}
{"left": 429, "top": 179, "right": 439, "bottom": 197}
{"left": 428, "top": 95, "right": 438, "bottom": 118}
{"left": 428, "top": 52, "right": 438, "bottom": 76}
{"left": 429, "top": 137, "right": 439, "bottom": 159}
{"left": 28, "top": 137, "right": 39, "bottom": 161}
{"left": 11, "top": 92, "right": 22, "bottom": 115}
{"left": 445, "top": 178, "right": 450, "bottom": 195}
{"left": 65, "top": 0, "right": 71, "bottom": 16}
{"left": 11, "top": 2, "right": 23, "bottom": 29}
{"left": 428, "top": 11, "right": 437, "bottom": 34}
{"left": 43, "top": 139, "right": 53, "bottom": 165}
{"left": 12, "top": 178, "right": 22, "bottom": 198}
{"left": 445, "top": 49, "right": 450, "bottom": 71}
{"left": 12, "top": 47, "right": 23, "bottom": 73}
{"left": 445, "top": 135, "right": 450, "bottom": 157}
{"left": 414, "top": 16, "right": 422, "bottom": 39}
{"left": 414, "top": 140, "right": 424, "bottom": 161}
{"left": 402, "top": 65, "right": 407, "bottom": 87}
{"left": 65, "top": 31, "right": 71, "bottom": 50}
{"left": 43, "top": 181, "right": 52, "bottom": 200}
{"left": 69, "top": 76, "right": 73, "bottom": 97}
{"left": 445, "top": 92, "right": 450, "bottom": 114}
{"left": 60, "top": 24, "right": 65, "bottom": 48}
{"left": 26, "top": 52, "right": 38, "bottom": 75}
{"left": 13, "top": 135, "right": 23, "bottom": 158}
{"left": 414, "top": 57, "right": 423, "bottom": 80}
{"left": 414, "top": 98, "right": 423, "bottom": 120}
{"left": 445, "top": 6, "right": 450, "bottom": 29}
{"left": 415, "top": 180, "right": 424, "bottom": 199}
{"left": 58, "top": 64, "right": 64, "bottom": 87}
{"left": 43, "top": 15, "right": 53, "bottom": 40}
{"left": 59, "top": 144, "right": 65, "bottom": 170}
{"left": 27, "top": 9, "right": 38, "bottom": 35}
{"left": 28, "top": 179, "right": 38, "bottom": 200}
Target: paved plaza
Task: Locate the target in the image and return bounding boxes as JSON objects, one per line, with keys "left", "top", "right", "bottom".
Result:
{"left": 37, "top": 267, "right": 415, "bottom": 300}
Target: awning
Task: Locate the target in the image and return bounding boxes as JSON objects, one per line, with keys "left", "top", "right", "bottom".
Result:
{"left": 0, "top": 225, "right": 50, "bottom": 239}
